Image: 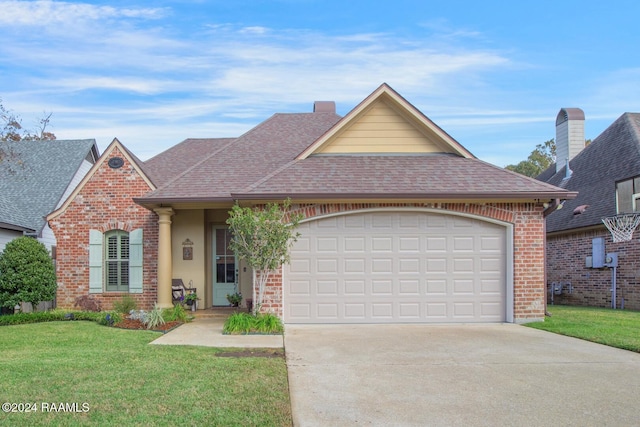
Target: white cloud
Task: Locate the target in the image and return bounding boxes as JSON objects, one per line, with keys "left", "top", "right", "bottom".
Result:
{"left": 0, "top": 1, "right": 166, "bottom": 26}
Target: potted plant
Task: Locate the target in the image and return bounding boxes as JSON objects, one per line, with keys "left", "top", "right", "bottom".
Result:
{"left": 226, "top": 292, "right": 242, "bottom": 307}
{"left": 184, "top": 292, "right": 198, "bottom": 311}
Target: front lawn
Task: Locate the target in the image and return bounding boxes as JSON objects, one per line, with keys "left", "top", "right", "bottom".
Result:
{"left": 0, "top": 321, "right": 291, "bottom": 426}
{"left": 526, "top": 305, "right": 640, "bottom": 353}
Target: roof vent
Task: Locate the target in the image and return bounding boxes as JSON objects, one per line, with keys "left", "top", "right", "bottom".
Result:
{"left": 313, "top": 101, "right": 336, "bottom": 113}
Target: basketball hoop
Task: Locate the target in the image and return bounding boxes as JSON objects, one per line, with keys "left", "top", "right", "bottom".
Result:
{"left": 602, "top": 213, "right": 640, "bottom": 242}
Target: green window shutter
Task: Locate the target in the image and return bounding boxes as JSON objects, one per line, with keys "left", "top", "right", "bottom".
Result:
{"left": 89, "top": 230, "right": 103, "bottom": 293}
{"left": 129, "top": 228, "right": 143, "bottom": 294}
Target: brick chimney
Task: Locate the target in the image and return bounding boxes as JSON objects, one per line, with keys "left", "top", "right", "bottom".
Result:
{"left": 555, "top": 108, "right": 585, "bottom": 174}
{"left": 313, "top": 101, "right": 336, "bottom": 113}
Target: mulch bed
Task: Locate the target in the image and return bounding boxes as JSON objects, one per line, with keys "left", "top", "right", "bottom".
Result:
{"left": 216, "top": 349, "right": 284, "bottom": 358}
{"left": 114, "top": 318, "right": 182, "bottom": 333}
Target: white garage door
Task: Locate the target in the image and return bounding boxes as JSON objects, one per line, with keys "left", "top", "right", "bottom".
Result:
{"left": 284, "top": 210, "right": 507, "bottom": 324}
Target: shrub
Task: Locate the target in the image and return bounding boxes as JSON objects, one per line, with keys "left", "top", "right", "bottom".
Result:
{"left": 144, "top": 304, "right": 165, "bottom": 330}
{"left": 0, "top": 310, "right": 102, "bottom": 326}
{"left": 223, "top": 312, "right": 284, "bottom": 335}
{"left": 113, "top": 295, "right": 137, "bottom": 314}
{"left": 0, "top": 237, "right": 56, "bottom": 309}
{"left": 164, "top": 304, "right": 188, "bottom": 322}
{"left": 74, "top": 295, "right": 102, "bottom": 312}
{"left": 254, "top": 313, "right": 284, "bottom": 334}
{"left": 97, "top": 311, "right": 122, "bottom": 326}
{"left": 129, "top": 309, "right": 147, "bottom": 323}
{"left": 223, "top": 312, "right": 254, "bottom": 334}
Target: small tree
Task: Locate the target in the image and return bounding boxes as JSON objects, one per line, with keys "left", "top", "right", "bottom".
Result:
{"left": 0, "top": 237, "right": 56, "bottom": 310}
{"left": 227, "top": 200, "right": 302, "bottom": 314}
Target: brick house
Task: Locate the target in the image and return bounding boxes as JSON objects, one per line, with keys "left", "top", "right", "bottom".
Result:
{"left": 48, "top": 84, "right": 574, "bottom": 323}
{"left": 538, "top": 109, "right": 640, "bottom": 310}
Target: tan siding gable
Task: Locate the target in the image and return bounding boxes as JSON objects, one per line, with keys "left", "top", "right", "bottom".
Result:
{"left": 299, "top": 84, "right": 474, "bottom": 158}
{"left": 317, "top": 100, "right": 454, "bottom": 154}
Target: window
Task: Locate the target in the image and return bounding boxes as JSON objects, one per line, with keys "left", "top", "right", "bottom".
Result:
{"left": 616, "top": 176, "right": 640, "bottom": 213}
{"left": 105, "top": 230, "right": 129, "bottom": 291}
{"left": 89, "top": 229, "right": 143, "bottom": 293}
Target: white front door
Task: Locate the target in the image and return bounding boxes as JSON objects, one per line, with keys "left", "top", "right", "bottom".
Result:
{"left": 212, "top": 227, "right": 238, "bottom": 306}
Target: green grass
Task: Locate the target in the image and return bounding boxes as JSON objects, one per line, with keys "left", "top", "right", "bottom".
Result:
{"left": 526, "top": 305, "right": 640, "bottom": 353}
{"left": 0, "top": 322, "right": 291, "bottom": 426}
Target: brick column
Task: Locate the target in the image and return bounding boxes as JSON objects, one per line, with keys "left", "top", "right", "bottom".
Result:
{"left": 154, "top": 207, "right": 174, "bottom": 309}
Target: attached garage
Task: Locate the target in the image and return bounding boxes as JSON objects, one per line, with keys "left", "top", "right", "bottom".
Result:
{"left": 284, "top": 209, "right": 512, "bottom": 324}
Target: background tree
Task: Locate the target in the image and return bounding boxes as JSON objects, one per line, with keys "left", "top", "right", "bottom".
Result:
{"left": 0, "top": 98, "right": 55, "bottom": 168}
{"left": 0, "top": 237, "right": 57, "bottom": 310}
{"left": 505, "top": 138, "right": 556, "bottom": 178}
{"left": 505, "top": 138, "right": 592, "bottom": 178}
{"left": 227, "top": 200, "right": 302, "bottom": 314}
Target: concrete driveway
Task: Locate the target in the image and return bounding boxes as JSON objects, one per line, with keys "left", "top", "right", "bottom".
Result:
{"left": 285, "top": 323, "right": 640, "bottom": 426}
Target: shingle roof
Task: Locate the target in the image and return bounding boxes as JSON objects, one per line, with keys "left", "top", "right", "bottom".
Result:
{"left": 0, "top": 139, "right": 98, "bottom": 234}
{"left": 237, "top": 155, "right": 573, "bottom": 200}
{"left": 138, "top": 112, "right": 342, "bottom": 202}
{"left": 144, "top": 138, "right": 236, "bottom": 186}
{"left": 135, "top": 89, "right": 574, "bottom": 206}
{"left": 539, "top": 113, "right": 640, "bottom": 233}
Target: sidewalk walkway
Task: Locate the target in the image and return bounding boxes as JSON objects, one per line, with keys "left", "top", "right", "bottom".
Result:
{"left": 150, "top": 310, "right": 283, "bottom": 348}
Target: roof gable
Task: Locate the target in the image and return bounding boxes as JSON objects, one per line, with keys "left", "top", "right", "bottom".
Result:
{"left": 0, "top": 139, "right": 98, "bottom": 233}
{"left": 298, "top": 83, "right": 475, "bottom": 159}
{"left": 47, "top": 138, "right": 155, "bottom": 221}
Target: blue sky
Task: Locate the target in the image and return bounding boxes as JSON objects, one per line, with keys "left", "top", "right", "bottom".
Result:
{"left": 1, "top": 0, "right": 639, "bottom": 166}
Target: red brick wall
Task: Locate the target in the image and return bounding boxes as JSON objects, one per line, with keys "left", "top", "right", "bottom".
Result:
{"left": 48, "top": 146, "right": 158, "bottom": 310}
{"left": 260, "top": 202, "right": 546, "bottom": 322}
{"left": 547, "top": 228, "right": 640, "bottom": 310}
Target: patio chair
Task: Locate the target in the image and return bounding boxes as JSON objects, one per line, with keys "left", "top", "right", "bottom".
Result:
{"left": 172, "top": 279, "right": 196, "bottom": 304}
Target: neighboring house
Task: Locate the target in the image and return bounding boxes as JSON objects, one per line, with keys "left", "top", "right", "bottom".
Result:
{"left": 0, "top": 139, "right": 99, "bottom": 253}
{"left": 538, "top": 109, "right": 640, "bottom": 310}
{"left": 48, "top": 84, "right": 574, "bottom": 323}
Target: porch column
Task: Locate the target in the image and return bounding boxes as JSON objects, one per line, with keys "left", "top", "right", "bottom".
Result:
{"left": 154, "top": 207, "right": 174, "bottom": 309}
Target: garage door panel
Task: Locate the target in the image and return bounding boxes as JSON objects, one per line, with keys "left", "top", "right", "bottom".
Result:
{"left": 399, "top": 237, "right": 419, "bottom": 252}
{"left": 427, "top": 258, "right": 447, "bottom": 272}
{"left": 344, "top": 280, "right": 365, "bottom": 295}
{"left": 372, "top": 258, "right": 393, "bottom": 273}
{"left": 344, "top": 237, "right": 365, "bottom": 252}
{"left": 426, "top": 279, "right": 447, "bottom": 295}
{"left": 289, "top": 280, "right": 311, "bottom": 295}
{"left": 399, "top": 258, "right": 419, "bottom": 273}
{"left": 285, "top": 211, "right": 506, "bottom": 324}
{"left": 453, "top": 279, "right": 474, "bottom": 294}
{"left": 399, "top": 279, "right": 419, "bottom": 295}
{"left": 372, "top": 303, "right": 393, "bottom": 318}
{"left": 317, "top": 280, "right": 338, "bottom": 295}
{"left": 344, "top": 258, "right": 365, "bottom": 273}
{"left": 317, "top": 259, "right": 338, "bottom": 273}
{"left": 344, "top": 303, "right": 366, "bottom": 318}
{"left": 426, "top": 236, "right": 447, "bottom": 251}
{"left": 317, "top": 304, "right": 339, "bottom": 319}
{"left": 372, "top": 279, "right": 393, "bottom": 295}
{"left": 317, "top": 237, "right": 338, "bottom": 252}
{"left": 372, "top": 237, "right": 393, "bottom": 251}
{"left": 290, "top": 258, "right": 311, "bottom": 274}
{"left": 399, "top": 303, "right": 420, "bottom": 318}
